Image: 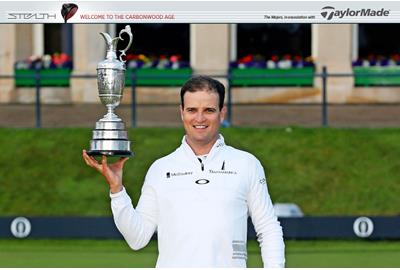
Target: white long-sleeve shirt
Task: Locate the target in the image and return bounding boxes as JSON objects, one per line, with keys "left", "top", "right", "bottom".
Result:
{"left": 110, "top": 135, "right": 285, "bottom": 267}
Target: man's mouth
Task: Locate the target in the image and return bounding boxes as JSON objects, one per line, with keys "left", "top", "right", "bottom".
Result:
{"left": 193, "top": 125, "right": 208, "bottom": 129}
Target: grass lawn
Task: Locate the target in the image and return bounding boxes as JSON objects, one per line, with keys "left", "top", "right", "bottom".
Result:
{"left": 0, "top": 239, "right": 399, "bottom": 267}
{"left": 0, "top": 127, "right": 400, "bottom": 216}
{"left": 1, "top": 128, "right": 399, "bottom": 268}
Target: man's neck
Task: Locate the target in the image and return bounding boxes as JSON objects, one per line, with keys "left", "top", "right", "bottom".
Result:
{"left": 185, "top": 136, "right": 218, "bottom": 156}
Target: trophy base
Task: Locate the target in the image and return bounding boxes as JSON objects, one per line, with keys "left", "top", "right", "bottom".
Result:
{"left": 88, "top": 118, "right": 132, "bottom": 157}
{"left": 87, "top": 149, "right": 133, "bottom": 157}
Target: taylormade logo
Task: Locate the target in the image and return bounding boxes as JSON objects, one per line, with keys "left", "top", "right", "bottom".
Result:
{"left": 321, "top": 6, "right": 390, "bottom": 20}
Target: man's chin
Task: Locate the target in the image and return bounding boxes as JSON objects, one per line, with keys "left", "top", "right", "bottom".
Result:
{"left": 192, "top": 134, "right": 220, "bottom": 146}
{"left": 187, "top": 134, "right": 209, "bottom": 143}
{"left": 192, "top": 135, "right": 208, "bottom": 142}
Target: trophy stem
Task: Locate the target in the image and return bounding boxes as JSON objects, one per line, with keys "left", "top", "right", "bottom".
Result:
{"left": 107, "top": 105, "right": 114, "bottom": 116}
{"left": 101, "top": 104, "right": 120, "bottom": 121}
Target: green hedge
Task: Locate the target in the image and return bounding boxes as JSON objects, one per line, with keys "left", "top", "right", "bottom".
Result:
{"left": 230, "top": 67, "right": 314, "bottom": 86}
{"left": 14, "top": 68, "right": 192, "bottom": 88}
{"left": 15, "top": 69, "right": 71, "bottom": 87}
{"left": 354, "top": 66, "right": 400, "bottom": 86}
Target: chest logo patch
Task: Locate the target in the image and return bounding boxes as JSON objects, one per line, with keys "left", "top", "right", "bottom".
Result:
{"left": 195, "top": 179, "right": 210, "bottom": 185}
{"left": 166, "top": 171, "right": 193, "bottom": 178}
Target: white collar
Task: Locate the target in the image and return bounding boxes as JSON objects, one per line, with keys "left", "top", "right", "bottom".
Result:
{"left": 181, "top": 134, "right": 225, "bottom": 164}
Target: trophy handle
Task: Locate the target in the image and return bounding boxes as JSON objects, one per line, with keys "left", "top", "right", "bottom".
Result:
{"left": 118, "top": 25, "right": 133, "bottom": 63}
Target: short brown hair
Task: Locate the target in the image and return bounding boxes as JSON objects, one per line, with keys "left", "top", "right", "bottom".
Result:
{"left": 180, "top": 76, "right": 225, "bottom": 110}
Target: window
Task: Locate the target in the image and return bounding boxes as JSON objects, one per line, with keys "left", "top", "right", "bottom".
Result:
{"left": 116, "top": 24, "right": 191, "bottom": 86}
{"left": 44, "top": 24, "right": 73, "bottom": 57}
{"left": 358, "top": 24, "right": 400, "bottom": 58}
{"left": 232, "top": 24, "right": 313, "bottom": 87}
{"left": 355, "top": 24, "right": 400, "bottom": 86}
{"left": 236, "top": 24, "right": 311, "bottom": 59}
{"left": 116, "top": 24, "right": 189, "bottom": 61}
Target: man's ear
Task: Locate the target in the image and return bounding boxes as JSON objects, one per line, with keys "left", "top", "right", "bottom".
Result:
{"left": 220, "top": 106, "right": 227, "bottom": 123}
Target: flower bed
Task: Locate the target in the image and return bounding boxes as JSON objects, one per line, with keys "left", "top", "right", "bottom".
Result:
{"left": 14, "top": 53, "right": 72, "bottom": 87}
{"left": 353, "top": 56, "right": 400, "bottom": 86}
{"left": 230, "top": 55, "right": 314, "bottom": 87}
{"left": 124, "top": 54, "right": 191, "bottom": 86}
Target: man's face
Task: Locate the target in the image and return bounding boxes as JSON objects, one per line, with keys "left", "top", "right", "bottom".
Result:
{"left": 180, "top": 90, "right": 226, "bottom": 147}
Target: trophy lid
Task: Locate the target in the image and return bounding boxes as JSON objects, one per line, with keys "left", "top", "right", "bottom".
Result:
{"left": 97, "top": 25, "right": 133, "bottom": 71}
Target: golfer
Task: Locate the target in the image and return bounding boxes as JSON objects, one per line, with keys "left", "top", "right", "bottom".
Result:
{"left": 83, "top": 76, "right": 285, "bottom": 267}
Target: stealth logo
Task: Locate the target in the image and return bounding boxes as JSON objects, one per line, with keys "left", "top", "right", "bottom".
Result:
{"left": 8, "top": 13, "right": 56, "bottom": 20}
{"left": 321, "top": 6, "right": 390, "bottom": 21}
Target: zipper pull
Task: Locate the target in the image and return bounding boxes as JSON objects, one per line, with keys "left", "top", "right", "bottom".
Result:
{"left": 198, "top": 158, "right": 204, "bottom": 171}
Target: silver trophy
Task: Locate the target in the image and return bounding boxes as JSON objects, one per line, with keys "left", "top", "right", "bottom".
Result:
{"left": 87, "top": 25, "right": 133, "bottom": 157}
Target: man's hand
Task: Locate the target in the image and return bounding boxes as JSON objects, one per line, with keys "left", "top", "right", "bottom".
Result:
{"left": 82, "top": 150, "right": 129, "bottom": 193}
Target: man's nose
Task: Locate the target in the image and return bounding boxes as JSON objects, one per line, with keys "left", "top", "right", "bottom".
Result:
{"left": 195, "top": 112, "right": 206, "bottom": 122}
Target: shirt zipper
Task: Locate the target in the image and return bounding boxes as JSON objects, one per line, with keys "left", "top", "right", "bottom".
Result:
{"left": 197, "top": 158, "right": 204, "bottom": 171}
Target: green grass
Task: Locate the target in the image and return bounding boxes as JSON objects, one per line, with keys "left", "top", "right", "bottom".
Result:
{"left": 0, "top": 239, "right": 399, "bottom": 267}
{"left": 0, "top": 127, "right": 400, "bottom": 216}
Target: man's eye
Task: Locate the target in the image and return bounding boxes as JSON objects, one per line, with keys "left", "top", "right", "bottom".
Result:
{"left": 206, "top": 109, "right": 216, "bottom": 113}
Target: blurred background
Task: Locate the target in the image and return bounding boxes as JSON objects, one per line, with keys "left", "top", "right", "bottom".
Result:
{"left": 0, "top": 23, "right": 399, "bottom": 267}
